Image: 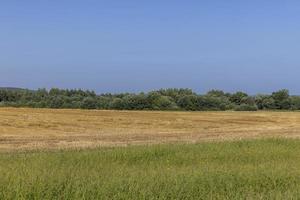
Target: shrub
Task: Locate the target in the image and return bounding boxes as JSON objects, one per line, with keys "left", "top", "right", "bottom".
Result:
{"left": 234, "top": 104, "right": 258, "bottom": 111}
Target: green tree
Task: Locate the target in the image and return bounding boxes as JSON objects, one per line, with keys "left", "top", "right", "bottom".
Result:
{"left": 81, "top": 97, "right": 98, "bottom": 109}
{"left": 152, "top": 96, "right": 178, "bottom": 110}
{"left": 206, "top": 90, "right": 225, "bottom": 97}
{"left": 229, "top": 92, "right": 248, "bottom": 105}
{"left": 110, "top": 98, "right": 125, "bottom": 110}
{"left": 272, "top": 89, "right": 291, "bottom": 109}
{"left": 290, "top": 96, "right": 300, "bottom": 110}
{"left": 49, "top": 96, "right": 65, "bottom": 108}
{"left": 177, "top": 95, "right": 198, "bottom": 111}
{"left": 96, "top": 96, "right": 111, "bottom": 109}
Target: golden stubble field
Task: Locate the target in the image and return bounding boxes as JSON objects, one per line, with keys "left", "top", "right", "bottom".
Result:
{"left": 1, "top": 108, "right": 300, "bottom": 151}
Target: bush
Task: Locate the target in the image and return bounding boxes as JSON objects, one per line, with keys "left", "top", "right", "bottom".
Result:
{"left": 234, "top": 104, "right": 258, "bottom": 111}
{"left": 272, "top": 89, "right": 291, "bottom": 109}
{"left": 0, "top": 87, "right": 299, "bottom": 111}
{"left": 290, "top": 96, "right": 300, "bottom": 110}
{"left": 152, "top": 96, "right": 178, "bottom": 110}
{"left": 177, "top": 95, "right": 198, "bottom": 111}
{"left": 81, "top": 97, "right": 98, "bottom": 109}
{"left": 110, "top": 98, "right": 125, "bottom": 110}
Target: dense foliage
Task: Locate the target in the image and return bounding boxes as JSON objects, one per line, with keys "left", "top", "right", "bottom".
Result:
{"left": 0, "top": 88, "right": 299, "bottom": 111}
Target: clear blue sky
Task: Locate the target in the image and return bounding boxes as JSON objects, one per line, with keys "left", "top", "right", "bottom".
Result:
{"left": 1, "top": 1, "right": 300, "bottom": 94}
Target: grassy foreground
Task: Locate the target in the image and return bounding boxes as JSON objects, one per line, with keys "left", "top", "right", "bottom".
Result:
{"left": 1, "top": 139, "right": 300, "bottom": 199}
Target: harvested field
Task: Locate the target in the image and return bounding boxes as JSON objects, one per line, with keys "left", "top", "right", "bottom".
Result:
{"left": 0, "top": 108, "right": 300, "bottom": 151}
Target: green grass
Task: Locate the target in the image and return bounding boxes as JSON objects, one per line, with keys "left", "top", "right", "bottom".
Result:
{"left": 1, "top": 139, "right": 300, "bottom": 199}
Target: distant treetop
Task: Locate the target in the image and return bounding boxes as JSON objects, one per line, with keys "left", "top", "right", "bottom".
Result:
{"left": 0, "top": 88, "right": 298, "bottom": 111}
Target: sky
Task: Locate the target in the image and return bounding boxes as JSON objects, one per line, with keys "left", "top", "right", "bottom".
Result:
{"left": 1, "top": 1, "right": 300, "bottom": 94}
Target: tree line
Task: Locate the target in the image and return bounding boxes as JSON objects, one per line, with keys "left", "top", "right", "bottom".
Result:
{"left": 0, "top": 88, "right": 300, "bottom": 111}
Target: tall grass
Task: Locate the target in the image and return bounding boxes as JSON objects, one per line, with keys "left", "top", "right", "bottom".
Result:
{"left": 1, "top": 139, "right": 300, "bottom": 199}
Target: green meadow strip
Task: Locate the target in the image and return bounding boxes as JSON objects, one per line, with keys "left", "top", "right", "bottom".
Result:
{"left": 1, "top": 138, "right": 300, "bottom": 199}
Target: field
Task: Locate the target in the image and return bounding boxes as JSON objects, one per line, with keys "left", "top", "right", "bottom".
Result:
{"left": 2, "top": 108, "right": 300, "bottom": 199}
{"left": 1, "top": 108, "right": 300, "bottom": 151}
{"left": 2, "top": 139, "right": 300, "bottom": 199}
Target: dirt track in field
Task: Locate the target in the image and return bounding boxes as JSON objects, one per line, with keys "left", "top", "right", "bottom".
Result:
{"left": 1, "top": 108, "right": 300, "bottom": 151}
